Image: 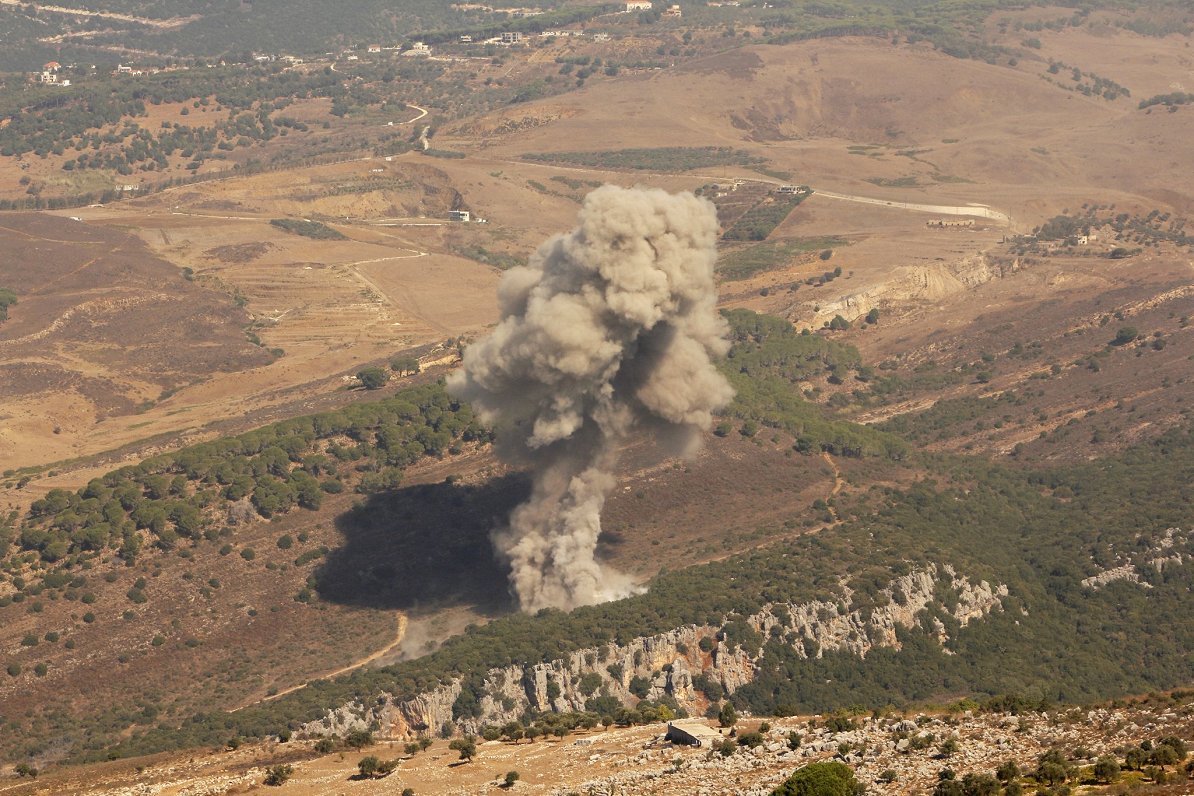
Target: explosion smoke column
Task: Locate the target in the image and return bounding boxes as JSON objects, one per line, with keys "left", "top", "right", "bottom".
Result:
{"left": 447, "top": 185, "right": 734, "bottom": 612}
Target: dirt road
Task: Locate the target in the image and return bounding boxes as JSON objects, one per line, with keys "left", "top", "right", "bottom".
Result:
{"left": 0, "top": 0, "right": 196, "bottom": 27}
{"left": 232, "top": 612, "right": 407, "bottom": 711}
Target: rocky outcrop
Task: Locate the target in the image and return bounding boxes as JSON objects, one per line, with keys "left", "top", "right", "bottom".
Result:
{"left": 1081, "top": 564, "right": 1143, "bottom": 590}
{"left": 808, "top": 252, "right": 1023, "bottom": 327}
{"left": 1082, "top": 528, "right": 1189, "bottom": 590}
{"left": 300, "top": 565, "right": 1007, "bottom": 740}
{"left": 758, "top": 564, "right": 1006, "bottom": 660}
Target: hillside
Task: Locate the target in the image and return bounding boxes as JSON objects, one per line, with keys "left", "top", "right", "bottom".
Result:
{"left": 0, "top": 2, "right": 1193, "bottom": 792}
{"left": 21, "top": 695, "right": 1194, "bottom": 795}
{"left": 2, "top": 311, "right": 1193, "bottom": 773}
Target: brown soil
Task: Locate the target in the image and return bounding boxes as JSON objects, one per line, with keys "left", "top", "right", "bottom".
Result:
{"left": 0, "top": 213, "right": 271, "bottom": 473}
{"left": 2, "top": 19, "right": 1194, "bottom": 785}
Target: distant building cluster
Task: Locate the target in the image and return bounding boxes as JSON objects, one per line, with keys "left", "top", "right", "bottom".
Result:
{"left": 38, "top": 62, "right": 70, "bottom": 87}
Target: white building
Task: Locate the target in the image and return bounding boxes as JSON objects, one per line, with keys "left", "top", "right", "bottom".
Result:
{"left": 625, "top": 1, "right": 653, "bottom": 10}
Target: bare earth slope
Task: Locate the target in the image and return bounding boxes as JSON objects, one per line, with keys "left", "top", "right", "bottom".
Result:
{"left": 0, "top": 213, "right": 271, "bottom": 471}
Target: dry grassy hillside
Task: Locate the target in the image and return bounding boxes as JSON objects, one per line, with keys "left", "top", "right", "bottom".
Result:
{"left": 0, "top": 214, "right": 271, "bottom": 473}
{"left": 2, "top": 15, "right": 1194, "bottom": 789}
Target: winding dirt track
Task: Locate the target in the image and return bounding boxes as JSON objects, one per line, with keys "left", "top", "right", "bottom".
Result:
{"left": 821, "top": 451, "right": 843, "bottom": 523}
{"left": 0, "top": 0, "right": 197, "bottom": 27}
{"left": 231, "top": 612, "right": 407, "bottom": 712}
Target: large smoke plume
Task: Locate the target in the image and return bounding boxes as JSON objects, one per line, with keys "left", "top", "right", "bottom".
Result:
{"left": 447, "top": 185, "right": 734, "bottom": 612}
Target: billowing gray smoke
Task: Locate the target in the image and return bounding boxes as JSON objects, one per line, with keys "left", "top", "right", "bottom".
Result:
{"left": 447, "top": 185, "right": 734, "bottom": 612}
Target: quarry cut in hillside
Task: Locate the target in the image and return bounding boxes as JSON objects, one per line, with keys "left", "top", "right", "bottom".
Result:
{"left": 804, "top": 250, "right": 1026, "bottom": 328}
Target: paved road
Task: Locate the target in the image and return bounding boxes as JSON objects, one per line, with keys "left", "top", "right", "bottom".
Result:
{"left": 810, "top": 189, "right": 1012, "bottom": 224}
{"left": 488, "top": 157, "right": 1012, "bottom": 224}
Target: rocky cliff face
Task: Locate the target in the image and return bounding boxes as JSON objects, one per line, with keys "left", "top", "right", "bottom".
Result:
{"left": 300, "top": 564, "right": 1007, "bottom": 739}
{"left": 809, "top": 252, "right": 1023, "bottom": 327}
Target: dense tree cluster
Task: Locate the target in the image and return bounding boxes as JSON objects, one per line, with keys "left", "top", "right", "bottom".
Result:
{"left": 720, "top": 309, "right": 905, "bottom": 458}
{"left": 0, "top": 66, "right": 340, "bottom": 162}
{"left": 9, "top": 383, "right": 485, "bottom": 564}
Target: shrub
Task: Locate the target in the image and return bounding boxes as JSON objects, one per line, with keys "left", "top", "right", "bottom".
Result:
{"left": 344, "top": 729, "right": 373, "bottom": 749}
{"left": 718, "top": 702, "right": 737, "bottom": 728}
{"left": 1112, "top": 327, "right": 1138, "bottom": 346}
{"left": 738, "top": 731, "right": 764, "bottom": 748}
{"left": 770, "top": 761, "right": 861, "bottom": 796}
{"left": 264, "top": 764, "right": 293, "bottom": 785}
{"left": 358, "top": 367, "right": 390, "bottom": 390}
{"left": 1093, "top": 756, "right": 1120, "bottom": 783}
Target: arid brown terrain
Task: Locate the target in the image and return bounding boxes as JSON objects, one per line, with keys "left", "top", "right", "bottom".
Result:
{"left": 1, "top": 6, "right": 1193, "bottom": 792}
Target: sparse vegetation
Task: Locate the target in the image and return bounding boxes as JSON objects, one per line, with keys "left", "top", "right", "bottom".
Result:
{"left": 269, "top": 218, "right": 347, "bottom": 240}
{"left": 1138, "top": 92, "right": 1194, "bottom": 110}
{"left": 717, "top": 238, "right": 847, "bottom": 281}
{"left": 524, "top": 147, "right": 765, "bottom": 173}
{"left": 3, "top": 3, "right": 1194, "bottom": 788}
{"left": 263, "top": 764, "right": 293, "bottom": 785}
{"left": 0, "top": 288, "right": 16, "bottom": 321}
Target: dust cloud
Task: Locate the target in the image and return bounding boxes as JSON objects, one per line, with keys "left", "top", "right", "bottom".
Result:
{"left": 447, "top": 185, "right": 734, "bottom": 612}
